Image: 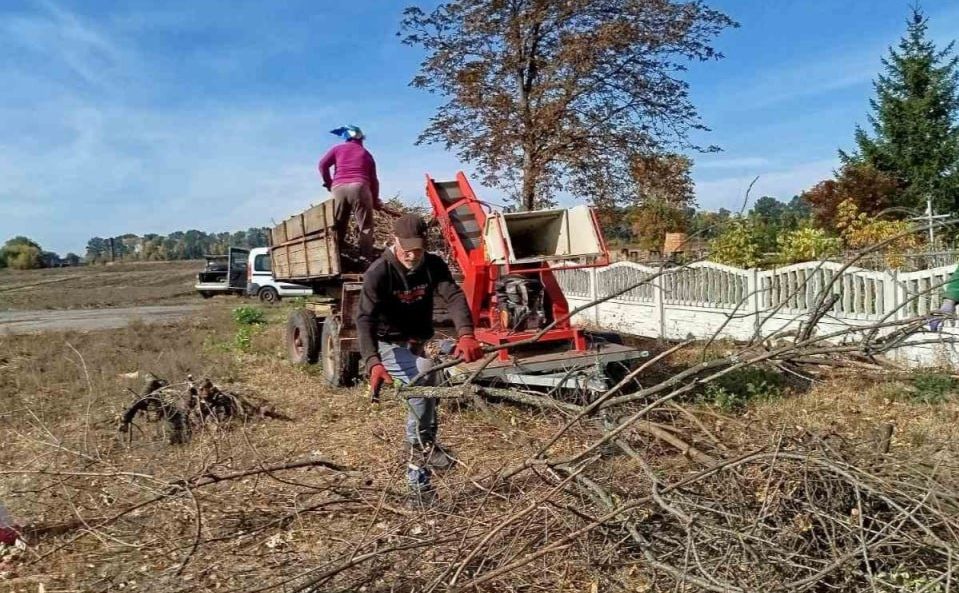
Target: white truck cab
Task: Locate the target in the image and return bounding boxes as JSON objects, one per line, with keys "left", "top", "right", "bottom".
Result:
{"left": 246, "top": 247, "right": 313, "bottom": 304}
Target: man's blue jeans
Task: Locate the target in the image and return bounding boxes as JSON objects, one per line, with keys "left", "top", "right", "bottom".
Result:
{"left": 377, "top": 341, "right": 442, "bottom": 445}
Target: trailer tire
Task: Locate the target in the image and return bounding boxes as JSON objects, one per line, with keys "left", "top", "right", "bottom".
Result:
{"left": 321, "top": 315, "right": 358, "bottom": 387}
{"left": 258, "top": 287, "right": 279, "bottom": 304}
{"left": 287, "top": 309, "right": 320, "bottom": 365}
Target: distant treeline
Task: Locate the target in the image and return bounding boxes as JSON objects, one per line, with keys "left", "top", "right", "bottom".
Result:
{"left": 0, "top": 236, "right": 74, "bottom": 270}
{"left": 85, "top": 228, "right": 271, "bottom": 263}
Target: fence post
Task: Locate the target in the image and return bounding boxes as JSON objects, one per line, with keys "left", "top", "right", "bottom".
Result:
{"left": 748, "top": 268, "right": 761, "bottom": 335}
{"left": 893, "top": 269, "right": 907, "bottom": 323}
{"left": 882, "top": 269, "right": 898, "bottom": 324}
{"left": 885, "top": 269, "right": 903, "bottom": 364}
{"left": 653, "top": 271, "right": 665, "bottom": 339}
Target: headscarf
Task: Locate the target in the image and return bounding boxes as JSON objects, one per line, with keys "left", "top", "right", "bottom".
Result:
{"left": 330, "top": 125, "right": 364, "bottom": 141}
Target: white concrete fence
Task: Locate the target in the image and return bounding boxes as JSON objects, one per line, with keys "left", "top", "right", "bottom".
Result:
{"left": 553, "top": 260, "right": 959, "bottom": 367}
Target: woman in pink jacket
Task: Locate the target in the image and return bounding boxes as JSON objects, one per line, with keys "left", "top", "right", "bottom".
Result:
{"left": 318, "top": 125, "right": 383, "bottom": 260}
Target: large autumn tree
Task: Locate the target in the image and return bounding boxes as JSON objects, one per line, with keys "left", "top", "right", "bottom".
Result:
{"left": 400, "top": 0, "right": 735, "bottom": 210}
{"left": 627, "top": 153, "right": 696, "bottom": 249}
{"left": 841, "top": 7, "right": 959, "bottom": 213}
{"left": 632, "top": 153, "right": 695, "bottom": 206}
{"left": 801, "top": 162, "right": 901, "bottom": 228}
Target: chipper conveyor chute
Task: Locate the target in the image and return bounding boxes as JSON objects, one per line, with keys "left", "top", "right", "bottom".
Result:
{"left": 425, "top": 173, "right": 648, "bottom": 392}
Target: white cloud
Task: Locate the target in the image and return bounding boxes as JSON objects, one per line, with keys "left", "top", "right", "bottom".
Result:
{"left": 694, "top": 158, "right": 838, "bottom": 211}
{"left": 0, "top": 3, "right": 340, "bottom": 253}
{"left": 0, "top": 1, "right": 132, "bottom": 91}
{"left": 0, "top": 91, "right": 472, "bottom": 254}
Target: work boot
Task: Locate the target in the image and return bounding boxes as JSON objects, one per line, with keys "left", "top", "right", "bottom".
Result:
{"left": 425, "top": 443, "right": 455, "bottom": 470}
{"left": 406, "top": 464, "right": 436, "bottom": 508}
{"left": 406, "top": 442, "right": 455, "bottom": 471}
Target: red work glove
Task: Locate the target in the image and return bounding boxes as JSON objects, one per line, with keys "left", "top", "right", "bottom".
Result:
{"left": 453, "top": 334, "right": 484, "bottom": 363}
{"left": 0, "top": 526, "right": 19, "bottom": 546}
{"left": 368, "top": 363, "right": 393, "bottom": 403}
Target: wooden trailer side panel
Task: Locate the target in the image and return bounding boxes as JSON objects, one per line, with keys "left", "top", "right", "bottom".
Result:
{"left": 303, "top": 200, "right": 335, "bottom": 235}
{"left": 271, "top": 233, "right": 341, "bottom": 280}
{"left": 270, "top": 199, "right": 341, "bottom": 281}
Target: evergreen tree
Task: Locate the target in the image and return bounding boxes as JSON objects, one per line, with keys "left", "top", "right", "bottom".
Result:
{"left": 842, "top": 7, "right": 959, "bottom": 213}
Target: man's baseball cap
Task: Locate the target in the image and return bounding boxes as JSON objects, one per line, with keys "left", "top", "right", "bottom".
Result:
{"left": 393, "top": 213, "right": 428, "bottom": 250}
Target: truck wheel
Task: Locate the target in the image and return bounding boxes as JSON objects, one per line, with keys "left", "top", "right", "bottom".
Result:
{"left": 287, "top": 309, "right": 320, "bottom": 364}
{"left": 321, "top": 315, "right": 358, "bottom": 387}
{"left": 199, "top": 291, "right": 214, "bottom": 299}
{"left": 258, "top": 287, "right": 279, "bottom": 304}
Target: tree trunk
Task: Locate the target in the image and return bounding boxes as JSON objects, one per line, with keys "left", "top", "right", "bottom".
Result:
{"left": 521, "top": 153, "right": 537, "bottom": 211}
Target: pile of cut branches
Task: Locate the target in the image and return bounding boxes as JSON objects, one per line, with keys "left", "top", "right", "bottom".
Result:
{"left": 118, "top": 374, "right": 291, "bottom": 444}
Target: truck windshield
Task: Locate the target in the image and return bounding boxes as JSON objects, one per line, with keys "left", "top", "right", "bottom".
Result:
{"left": 254, "top": 254, "right": 272, "bottom": 273}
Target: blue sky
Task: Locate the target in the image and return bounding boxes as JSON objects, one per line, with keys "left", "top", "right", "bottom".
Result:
{"left": 1, "top": 1, "right": 958, "bottom": 255}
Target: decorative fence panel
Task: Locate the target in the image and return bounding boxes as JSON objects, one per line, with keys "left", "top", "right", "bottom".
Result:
{"left": 596, "top": 262, "right": 655, "bottom": 303}
{"left": 551, "top": 268, "right": 591, "bottom": 298}
{"left": 554, "top": 260, "right": 959, "bottom": 367}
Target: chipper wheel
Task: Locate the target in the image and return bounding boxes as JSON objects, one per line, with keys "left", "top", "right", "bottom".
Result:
{"left": 320, "top": 315, "right": 359, "bottom": 387}
{"left": 286, "top": 309, "right": 320, "bottom": 364}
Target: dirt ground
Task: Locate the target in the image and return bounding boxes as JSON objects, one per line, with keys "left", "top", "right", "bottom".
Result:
{"left": 0, "top": 261, "right": 210, "bottom": 311}
{"left": 1, "top": 288, "right": 958, "bottom": 590}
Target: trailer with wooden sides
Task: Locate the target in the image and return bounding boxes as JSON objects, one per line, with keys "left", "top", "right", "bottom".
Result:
{"left": 268, "top": 198, "right": 365, "bottom": 386}
{"left": 270, "top": 178, "right": 648, "bottom": 392}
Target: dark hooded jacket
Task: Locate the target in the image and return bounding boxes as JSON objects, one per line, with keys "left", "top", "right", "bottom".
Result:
{"left": 355, "top": 248, "right": 474, "bottom": 365}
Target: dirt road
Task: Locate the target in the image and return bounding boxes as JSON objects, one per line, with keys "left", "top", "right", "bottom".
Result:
{"left": 0, "top": 304, "right": 203, "bottom": 335}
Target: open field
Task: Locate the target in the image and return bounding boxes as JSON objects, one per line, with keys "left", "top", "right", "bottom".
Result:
{"left": 0, "top": 261, "right": 212, "bottom": 311}
{"left": 0, "top": 263, "right": 959, "bottom": 593}
{"left": 2, "top": 287, "right": 959, "bottom": 591}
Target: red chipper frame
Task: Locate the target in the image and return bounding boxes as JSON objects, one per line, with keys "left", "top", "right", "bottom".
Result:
{"left": 425, "top": 172, "right": 609, "bottom": 362}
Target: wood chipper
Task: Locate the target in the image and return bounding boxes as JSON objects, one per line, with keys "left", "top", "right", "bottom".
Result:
{"left": 271, "top": 173, "right": 647, "bottom": 392}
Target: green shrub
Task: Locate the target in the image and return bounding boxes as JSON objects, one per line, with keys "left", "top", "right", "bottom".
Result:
{"left": 232, "top": 306, "right": 266, "bottom": 326}
{"left": 285, "top": 296, "right": 308, "bottom": 308}
{"left": 775, "top": 227, "right": 842, "bottom": 265}
{"left": 700, "top": 366, "right": 784, "bottom": 412}
{"left": 708, "top": 220, "right": 763, "bottom": 268}
{"left": 874, "top": 569, "right": 945, "bottom": 592}
{"left": 907, "top": 372, "right": 957, "bottom": 404}
{"left": 233, "top": 325, "right": 256, "bottom": 352}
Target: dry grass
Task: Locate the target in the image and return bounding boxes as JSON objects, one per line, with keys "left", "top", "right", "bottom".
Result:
{"left": 2, "top": 306, "right": 959, "bottom": 591}
{"left": 0, "top": 261, "right": 206, "bottom": 310}
{"left": 0, "top": 303, "right": 633, "bottom": 589}
{"left": 753, "top": 375, "right": 959, "bottom": 455}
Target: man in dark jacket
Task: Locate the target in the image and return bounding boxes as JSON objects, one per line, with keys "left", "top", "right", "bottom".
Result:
{"left": 355, "top": 214, "right": 483, "bottom": 499}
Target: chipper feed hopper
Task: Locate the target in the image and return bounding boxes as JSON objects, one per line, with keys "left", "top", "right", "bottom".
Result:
{"left": 274, "top": 173, "right": 646, "bottom": 393}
